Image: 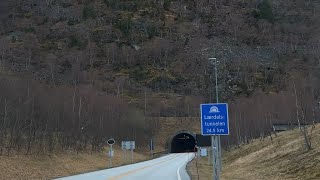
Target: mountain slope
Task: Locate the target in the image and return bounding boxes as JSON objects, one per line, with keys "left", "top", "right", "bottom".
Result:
{"left": 1, "top": 0, "right": 319, "bottom": 100}
{"left": 0, "top": 0, "right": 319, "bottom": 154}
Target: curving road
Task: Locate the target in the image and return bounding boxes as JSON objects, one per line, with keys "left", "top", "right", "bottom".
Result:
{"left": 55, "top": 153, "right": 195, "bottom": 180}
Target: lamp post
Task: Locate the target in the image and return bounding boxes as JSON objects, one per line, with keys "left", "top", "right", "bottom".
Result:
{"left": 318, "top": 102, "right": 320, "bottom": 122}
{"left": 208, "top": 58, "right": 219, "bottom": 103}
{"left": 208, "top": 57, "right": 222, "bottom": 180}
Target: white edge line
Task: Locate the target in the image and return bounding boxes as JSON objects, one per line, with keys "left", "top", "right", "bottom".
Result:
{"left": 177, "top": 153, "right": 193, "bottom": 180}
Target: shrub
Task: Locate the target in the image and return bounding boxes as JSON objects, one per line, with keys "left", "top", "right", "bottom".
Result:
{"left": 105, "top": 0, "right": 139, "bottom": 11}
{"left": 146, "top": 23, "right": 158, "bottom": 39}
{"left": 25, "top": 12, "right": 33, "bottom": 19}
{"left": 129, "top": 66, "right": 149, "bottom": 82}
{"left": 82, "top": 6, "right": 96, "bottom": 20}
{"left": 24, "top": 27, "right": 35, "bottom": 33}
{"left": 163, "top": 0, "right": 171, "bottom": 10}
{"left": 114, "top": 18, "right": 132, "bottom": 38}
{"left": 68, "top": 19, "right": 80, "bottom": 26}
{"left": 258, "top": 0, "right": 274, "bottom": 22}
{"left": 104, "top": 0, "right": 118, "bottom": 8}
{"left": 68, "top": 35, "right": 88, "bottom": 49}
{"left": 58, "top": 16, "right": 67, "bottom": 22}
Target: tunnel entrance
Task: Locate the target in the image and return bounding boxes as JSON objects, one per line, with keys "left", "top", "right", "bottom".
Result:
{"left": 170, "top": 133, "right": 196, "bottom": 153}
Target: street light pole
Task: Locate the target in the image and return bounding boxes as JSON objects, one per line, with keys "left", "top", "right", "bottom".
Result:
{"left": 209, "top": 57, "right": 221, "bottom": 180}
{"left": 318, "top": 102, "right": 320, "bottom": 122}
{"left": 215, "top": 58, "right": 222, "bottom": 175}
{"left": 214, "top": 58, "right": 218, "bottom": 103}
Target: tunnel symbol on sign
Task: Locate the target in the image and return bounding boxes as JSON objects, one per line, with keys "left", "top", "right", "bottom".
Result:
{"left": 209, "top": 106, "right": 220, "bottom": 113}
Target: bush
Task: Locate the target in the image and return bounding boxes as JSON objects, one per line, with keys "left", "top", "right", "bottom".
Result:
{"left": 114, "top": 18, "right": 132, "bottom": 38}
{"left": 58, "top": 16, "right": 67, "bottom": 22}
{"left": 91, "top": 28, "right": 116, "bottom": 45}
{"left": 68, "top": 19, "right": 80, "bottom": 26}
{"left": 25, "top": 12, "right": 33, "bottom": 19}
{"left": 24, "top": 27, "right": 35, "bottom": 33}
{"left": 104, "top": 0, "right": 118, "bottom": 8}
{"left": 146, "top": 23, "right": 159, "bottom": 39}
{"left": 258, "top": 0, "right": 274, "bottom": 21}
{"left": 105, "top": 0, "right": 139, "bottom": 11}
{"left": 129, "top": 66, "right": 149, "bottom": 82}
{"left": 68, "top": 35, "right": 88, "bottom": 49}
{"left": 163, "top": 0, "right": 171, "bottom": 10}
{"left": 82, "top": 6, "right": 96, "bottom": 20}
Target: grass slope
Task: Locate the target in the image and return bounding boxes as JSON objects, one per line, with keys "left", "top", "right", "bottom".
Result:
{"left": 0, "top": 146, "right": 148, "bottom": 180}
{"left": 188, "top": 124, "right": 320, "bottom": 180}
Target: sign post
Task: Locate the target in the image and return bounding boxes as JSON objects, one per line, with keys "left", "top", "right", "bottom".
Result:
{"left": 121, "top": 141, "right": 135, "bottom": 164}
{"left": 201, "top": 103, "right": 229, "bottom": 180}
{"left": 107, "top": 138, "right": 115, "bottom": 167}
{"left": 150, "top": 139, "right": 154, "bottom": 158}
{"left": 121, "top": 141, "right": 127, "bottom": 163}
{"left": 130, "top": 141, "right": 135, "bottom": 163}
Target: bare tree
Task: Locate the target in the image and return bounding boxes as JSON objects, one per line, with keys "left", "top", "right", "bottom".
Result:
{"left": 23, "top": 33, "right": 38, "bottom": 70}
{"left": 46, "top": 53, "right": 57, "bottom": 85}
{"left": 293, "top": 80, "right": 314, "bottom": 151}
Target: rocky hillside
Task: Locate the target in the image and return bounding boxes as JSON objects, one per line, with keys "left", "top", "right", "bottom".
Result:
{"left": 1, "top": 0, "right": 319, "bottom": 103}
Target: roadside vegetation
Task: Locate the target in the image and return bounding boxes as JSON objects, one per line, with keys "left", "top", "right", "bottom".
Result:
{"left": 0, "top": 145, "right": 149, "bottom": 179}
{"left": 188, "top": 124, "right": 320, "bottom": 180}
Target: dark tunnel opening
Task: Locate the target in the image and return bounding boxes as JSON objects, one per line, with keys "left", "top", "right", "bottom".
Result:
{"left": 170, "top": 133, "right": 196, "bottom": 153}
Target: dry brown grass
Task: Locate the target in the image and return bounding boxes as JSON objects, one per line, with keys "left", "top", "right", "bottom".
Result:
{"left": 188, "top": 124, "right": 320, "bottom": 180}
{"left": 0, "top": 146, "right": 149, "bottom": 180}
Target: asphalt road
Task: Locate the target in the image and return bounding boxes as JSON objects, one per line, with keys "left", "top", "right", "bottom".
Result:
{"left": 55, "top": 153, "right": 195, "bottom": 180}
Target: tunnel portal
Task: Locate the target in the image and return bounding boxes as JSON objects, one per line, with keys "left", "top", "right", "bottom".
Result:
{"left": 170, "top": 132, "right": 196, "bottom": 153}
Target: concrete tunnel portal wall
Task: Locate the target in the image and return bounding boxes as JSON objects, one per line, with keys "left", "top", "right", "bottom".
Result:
{"left": 169, "top": 131, "right": 196, "bottom": 153}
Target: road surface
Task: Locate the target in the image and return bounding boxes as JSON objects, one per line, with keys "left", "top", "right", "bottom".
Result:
{"left": 55, "top": 153, "right": 195, "bottom": 180}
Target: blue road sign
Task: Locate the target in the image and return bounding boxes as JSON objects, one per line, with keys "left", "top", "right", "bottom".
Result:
{"left": 200, "top": 103, "right": 229, "bottom": 135}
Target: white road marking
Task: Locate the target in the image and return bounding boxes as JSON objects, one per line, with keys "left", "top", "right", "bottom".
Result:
{"left": 177, "top": 153, "right": 193, "bottom": 180}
